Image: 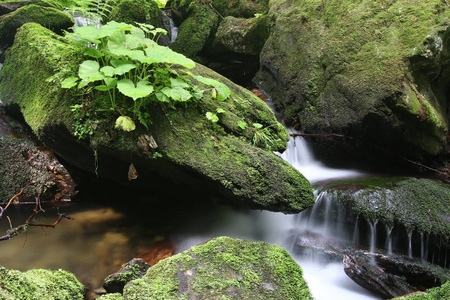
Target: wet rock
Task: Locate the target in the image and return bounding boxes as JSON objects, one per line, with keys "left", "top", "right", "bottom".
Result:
{"left": 255, "top": 0, "right": 450, "bottom": 163}
{"left": 0, "top": 115, "right": 76, "bottom": 203}
{"left": 343, "top": 253, "right": 416, "bottom": 298}
{"left": 212, "top": 16, "right": 269, "bottom": 56}
{"left": 343, "top": 251, "right": 450, "bottom": 299}
{"left": 103, "top": 258, "right": 150, "bottom": 293}
{"left": 123, "top": 236, "right": 313, "bottom": 299}
{"left": 0, "top": 4, "right": 73, "bottom": 49}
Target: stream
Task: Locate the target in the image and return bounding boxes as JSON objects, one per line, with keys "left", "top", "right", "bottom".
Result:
{"left": 0, "top": 133, "right": 384, "bottom": 299}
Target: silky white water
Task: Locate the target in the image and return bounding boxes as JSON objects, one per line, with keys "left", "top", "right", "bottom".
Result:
{"left": 173, "top": 134, "right": 380, "bottom": 299}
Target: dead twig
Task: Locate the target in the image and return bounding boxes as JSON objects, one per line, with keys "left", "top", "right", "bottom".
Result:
{"left": 0, "top": 183, "right": 31, "bottom": 219}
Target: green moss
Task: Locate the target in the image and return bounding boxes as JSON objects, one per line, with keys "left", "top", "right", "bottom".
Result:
{"left": 327, "top": 177, "right": 450, "bottom": 238}
{"left": 124, "top": 237, "right": 312, "bottom": 299}
{"left": 398, "top": 281, "right": 450, "bottom": 299}
{"left": 0, "top": 267, "right": 85, "bottom": 299}
{"left": 107, "top": 0, "right": 161, "bottom": 27}
{"left": 0, "top": 23, "right": 81, "bottom": 136}
{"left": 170, "top": 3, "right": 219, "bottom": 59}
{"left": 0, "top": 4, "right": 73, "bottom": 47}
{"left": 257, "top": 0, "right": 449, "bottom": 157}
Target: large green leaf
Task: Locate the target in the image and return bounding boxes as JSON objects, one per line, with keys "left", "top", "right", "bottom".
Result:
{"left": 193, "top": 75, "right": 231, "bottom": 100}
{"left": 161, "top": 86, "right": 192, "bottom": 102}
{"left": 61, "top": 76, "right": 79, "bottom": 89}
{"left": 117, "top": 79, "right": 154, "bottom": 100}
{"left": 110, "top": 60, "right": 137, "bottom": 75}
{"left": 78, "top": 60, "right": 105, "bottom": 83}
{"left": 143, "top": 46, "right": 195, "bottom": 68}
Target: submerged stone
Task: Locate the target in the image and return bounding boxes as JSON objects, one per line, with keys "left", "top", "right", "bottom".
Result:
{"left": 0, "top": 23, "right": 314, "bottom": 213}
{"left": 103, "top": 258, "right": 151, "bottom": 294}
{"left": 122, "top": 236, "right": 312, "bottom": 299}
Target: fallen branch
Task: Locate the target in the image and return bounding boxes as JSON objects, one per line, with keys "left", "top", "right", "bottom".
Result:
{"left": 0, "top": 183, "right": 31, "bottom": 219}
{"left": 290, "top": 133, "right": 450, "bottom": 179}
{"left": 0, "top": 195, "right": 72, "bottom": 241}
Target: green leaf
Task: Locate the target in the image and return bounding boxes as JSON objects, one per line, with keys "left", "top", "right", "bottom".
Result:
{"left": 100, "top": 66, "right": 115, "bottom": 77}
{"left": 110, "top": 60, "right": 136, "bottom": 75}
{"left": 206, "top": 112, "right": 219, "bottom": 123}
{"left": 161, "top": 86, "right": 192, "bottom": 102}
{"left": 155, "top": 91, "right": 170, "bottom": 102}
{"left": 170, "top": 77, "right": 189, "bottom": 88}
{"left": 211, "top": 88, "right": 217, "bottom": 99}
{"left": 117, "top": 79, "right": 154, "bottom": 100}
{"left": 237, "top": 121, "right": 247, "bottom": 130}
{"left": 253, "top": 123, "right": 263, "bottom": 129}
{"left": 79, "top": 60, "right": 105, "bottom": 82}
{"left": 216, "top": 108, "right": 225, "bottom": 114}
{"left": 95, "top": 78, "right": 118, "bottom": 91}
{"left": 61, "top": 77, "right": 79, "bottom": 89}
{"left": 84, "top": 47, "right": 103, "bottom": 59}
{"left": 193, "top": 75, "right": 231, "bottom": 100}
{"left": 115, "top": 116, "right": 136, "bottom": 132}
{"left": 143, "top": 46, "right": 195, "bottom": 68}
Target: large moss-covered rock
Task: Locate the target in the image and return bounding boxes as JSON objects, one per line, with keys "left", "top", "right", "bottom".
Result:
{"left": 255, "top": 0, "right": 450, "bottom": 161}
{"left": 121, "top": 236, "right": 312, "bottom": 299}
{"left": 0, "top": 4, "right": 73, "bottom": 49}
{"left": 170, "top": 3, "right": 219, "bottom": 60}
{"left": 168, "top": 0, "right": 269, "bottom": 60}
{"left": 212, "top": 15, "right": 269, "bottom": 56}
{"left": 0, "top": 23, "right": 314, "bottom": 213}
{"left": 106, "top": 0, "right": 161, "bottom": 27}
{"left": 0, "top": 267, "right": 85, "bottom": 299}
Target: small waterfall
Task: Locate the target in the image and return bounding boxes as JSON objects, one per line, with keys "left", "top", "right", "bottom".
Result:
{"left": 280, "top": 133, "right": 362, "bottom": 184}
{"left": 385, "top": 225, "right": 393, "bottom": 255}
{"left": 407, "top": 231, "right": 413, "bottom": 258}
{"left": 169, "top": 18, "right": 178, "bottom": 44}
{"left": 353, "top": 215, "right": 360, "bottom": 245}
{"left": 368, "top": 219, "right": 378, "bottom": 254}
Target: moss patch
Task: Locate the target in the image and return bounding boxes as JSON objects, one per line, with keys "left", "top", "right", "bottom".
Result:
{"left": 0, "top": 267, "right": 85, "bottom": 299}
{"left": 107, "top": 0, "right": 161, "bottom": 27}
{"left": 124, "top": 236, "right": 312, "bottom": 299}
{"left": 0, "top": 4, "right": 73, "bottom": 48}
{"left": 395, "top": 280, "right": 450, "bottom": 299}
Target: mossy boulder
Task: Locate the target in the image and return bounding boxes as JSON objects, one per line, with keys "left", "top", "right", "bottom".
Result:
{"left": 106, "top": 0, "right": 161, "bottom": 28}
{"left": 170, "top": 2, "right": 219, "bottom": 60}
{"left": 0, "top": 267, "right": 85, "bottom": 299}
{"left": 325, "top": 177, "right": 450, "bottom": 245}
{"left": 255, "top": 0, "right": 450, "bottom": 161}
{"left": 0, "top": 4, "right": 73, "bottom": 49}
{"left": 0, "top": 23, "right": 314, "bottom": 213}
{"left": 103, "top": 258, "right": 151, "bottom": 293}
{"left": 211, "top": 15, "right": 269, "bottom": 56}
{"left": 0, "top": 0, "right": 63, "bottom": 16}
{"left": 168, "top": 0, "right": 269, "bottom": 60}
{"left": 119, "top": 236, "right": 312, "bottom": 299}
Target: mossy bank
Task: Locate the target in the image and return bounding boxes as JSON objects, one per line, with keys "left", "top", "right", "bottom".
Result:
{"left": 0, "top": 23, "right": 314, "bottom": 213}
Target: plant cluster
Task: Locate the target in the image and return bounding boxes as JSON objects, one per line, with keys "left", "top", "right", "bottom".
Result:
{"left": 62, "top": 21, "right": 230, "bottom": 135}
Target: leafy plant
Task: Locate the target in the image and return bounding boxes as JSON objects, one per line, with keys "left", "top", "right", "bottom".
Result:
{"left": 206, "top": 108, "right": 225, "bottom": 123}
{"left": 62, "top": 21, "right": 231, "bottom": 133}
{"left": 59, "top": 0, "right": 112, "bottom": 21}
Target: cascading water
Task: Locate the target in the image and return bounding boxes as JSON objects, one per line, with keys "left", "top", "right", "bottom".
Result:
{"left": 169, "top": 18, "right": 178, "bottom": 44}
